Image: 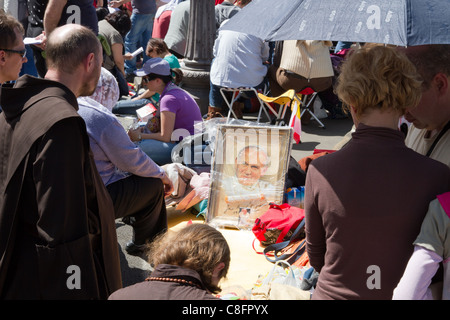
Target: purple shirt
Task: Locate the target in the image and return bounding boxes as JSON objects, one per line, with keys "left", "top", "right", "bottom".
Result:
{"left": 160, "top": 83, "right": 202, "bottom": 139}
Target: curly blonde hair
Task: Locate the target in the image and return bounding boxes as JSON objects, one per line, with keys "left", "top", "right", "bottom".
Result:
{"left": 147, "top": 223, "right": 231, "bottom": 294}
{"left": 335, "top": 44, "right": 423, "bottom": 119}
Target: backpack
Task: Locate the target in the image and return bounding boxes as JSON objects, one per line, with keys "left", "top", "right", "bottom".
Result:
{"left": 252, "top": 203, "right": 305, "bottom": 246}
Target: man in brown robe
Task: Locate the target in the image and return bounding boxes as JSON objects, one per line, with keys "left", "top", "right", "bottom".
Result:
{"left": 0, "top": 24, "right": 122, "bottom": 299}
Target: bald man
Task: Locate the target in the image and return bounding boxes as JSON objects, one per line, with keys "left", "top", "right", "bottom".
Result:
{"left": 0, "top": 24, "right": 122, "bottom": 299}
{"left": 219, "top": 146, "right": 278, "bottom": 228}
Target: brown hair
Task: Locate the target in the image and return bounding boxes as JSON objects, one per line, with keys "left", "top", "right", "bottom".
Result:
{"left": 336, "top": 44, "right": 422, "bottom": 118}
{"left": 46, "top": 25, "right": 102, "bottom": 74}
{"left": 401, "top": 44, "right": 450, "bottom": 89}
{"left": 146, "top": 38, "right": 170, "bottom": 57}
{"left": 105, "top": 10, "right": 131, "bottom": 38}
{"left": 147, "top": 223, "right": 231, "bottom": 294}
{"left": 0, "top": 10, "right": 25, "bottom": 49}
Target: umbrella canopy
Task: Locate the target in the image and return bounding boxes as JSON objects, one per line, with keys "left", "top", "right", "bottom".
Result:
{"left": 220, "top": 0, "right": 450, "bottom": 46}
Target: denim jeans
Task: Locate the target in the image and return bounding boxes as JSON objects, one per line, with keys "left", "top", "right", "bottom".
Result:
{"left": 137, "top": 139, "right": 178, "bottom": 166}
{"left": 112, "top": 98, "right": 152, "bottom": 116}
{"left": 124, "top": 12, "right": 155, "bottom": 75}
{"left": 209, "top": 78, "right": 267, "bottom": 112}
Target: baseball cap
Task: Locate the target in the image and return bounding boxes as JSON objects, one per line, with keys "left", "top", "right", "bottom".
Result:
{"left": 134, "top": 57, "right": 171, "bottom": 77}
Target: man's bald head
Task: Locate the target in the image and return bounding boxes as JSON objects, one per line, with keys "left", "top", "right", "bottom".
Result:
{"left": 46, "top": 24, "right": 102, "bottom": 74}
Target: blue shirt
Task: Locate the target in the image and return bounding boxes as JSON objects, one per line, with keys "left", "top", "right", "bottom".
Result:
{"left": 210, "top": 26, "right": 269, "bottom": 88}
{"left": 77, "top": 97, "right": 164, "bottom": 186}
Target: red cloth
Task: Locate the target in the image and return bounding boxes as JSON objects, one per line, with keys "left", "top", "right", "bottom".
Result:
{"left": 152, "top": 10, "right": 172, "bottom": 39}
{"left": 437, "top": 191, "right": 450, "bottom": 219}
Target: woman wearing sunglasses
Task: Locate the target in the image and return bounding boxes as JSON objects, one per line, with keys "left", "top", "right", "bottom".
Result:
{"left": 128, "top": 57, "right": 202, "bottom": 165}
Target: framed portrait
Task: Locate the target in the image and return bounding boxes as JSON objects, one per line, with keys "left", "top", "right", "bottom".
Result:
{"left": 206, "top": 124, "right": 293, "bottom": 230}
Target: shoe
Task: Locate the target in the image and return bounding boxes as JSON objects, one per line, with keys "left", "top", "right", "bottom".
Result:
{"left": 121, "top": 216, "right": 135, "bottom": 226}
{"left": 203, "top": 111, "right": 224, "bottom": 120}
{"left": 125, "top": 241, "right": 147, "bottom": 255}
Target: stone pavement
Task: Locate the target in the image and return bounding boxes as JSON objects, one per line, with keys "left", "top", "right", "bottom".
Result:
{"left": 115, "top": 115, "right": 354, "bottom": 289}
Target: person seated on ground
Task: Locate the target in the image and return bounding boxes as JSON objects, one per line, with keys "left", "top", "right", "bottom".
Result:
{"left": 207, "top": 19, "right": 269, "bottom": 119}
{"left": 77, "top": 68, "right": 174, "bottom": 255}
{"left": 268, "top": 40, "right": 334, "bottom": 124}
{"left": 108, "top": 223, "right": 231, "bottom": 300}
{"left": 393, "top": 191, "right": 450, "bottom": 300}
{"left": 305, "top": 44, "right": 450, "bottom": 300}
{"left": 98, "top": 9, "right": 133, "bottom": 97}
{"left": 88, "top": 67, "right": 121, "bottom": 112}
{"left": 127, "top": 57, "right": 202, "bottom": 165}
{"left": 112, "top": 37, "right": 181, "bottom": 115}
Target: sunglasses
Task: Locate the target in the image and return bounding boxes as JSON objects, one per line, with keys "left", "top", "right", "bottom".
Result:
{"left": 0, "top": 47, "right": 27, "bottom": 58}
{"left": 142, "top": 75, "right": 157, "bottom": 83}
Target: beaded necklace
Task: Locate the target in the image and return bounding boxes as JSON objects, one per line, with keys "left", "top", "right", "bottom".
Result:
{"left": 145, "top": 276, "right": 202, "bottom": 289}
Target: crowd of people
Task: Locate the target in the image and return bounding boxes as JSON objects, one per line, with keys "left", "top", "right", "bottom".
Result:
{"left": 0, "top": 0, "right": 449, "bottom": 301}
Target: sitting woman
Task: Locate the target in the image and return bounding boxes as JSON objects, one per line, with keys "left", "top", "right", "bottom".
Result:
{"left": 98, "top": 10, "right": 132, "bottom": 97}
{"left": 305, "top": 44, "right": 450, "bottom": 300}
{"left": 127, "top": 57, "right": 203, "bottom": 165}
{"left": 108, "top": 223, "right": 231, "bottom": 300}
{"left": 112, "top": 37, "right": 181, "bottom": 115}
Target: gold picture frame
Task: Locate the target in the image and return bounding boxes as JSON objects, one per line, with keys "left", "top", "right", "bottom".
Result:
{"left": 206, "top": 124, "right": 292, "bottom": 230}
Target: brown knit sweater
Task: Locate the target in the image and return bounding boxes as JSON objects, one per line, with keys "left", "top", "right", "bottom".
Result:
{"left": 305, "top": 123, "right": 450, "bottom": 300}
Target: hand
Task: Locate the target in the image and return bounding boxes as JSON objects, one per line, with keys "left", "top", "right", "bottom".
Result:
{"left": 161, "top": 172, "right": 174, "bottom": 198}
{"left": 123, "top": 52, "right": 133, "bottom": 60}
{"left": 109, "top": 0, "right": 121, "bottom": 8}
{"left": 128, "top": 127, "right": 142, "bottom": 142}
{"left": 33, "top": 32, "right": 47, "bottom": 50}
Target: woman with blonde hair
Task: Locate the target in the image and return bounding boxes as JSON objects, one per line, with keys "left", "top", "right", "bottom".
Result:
{"left": 304, "top": 45, "right": 450, "bottom": 300}
{"left": 108, "top": 223, "right": 231, "bottom": 300}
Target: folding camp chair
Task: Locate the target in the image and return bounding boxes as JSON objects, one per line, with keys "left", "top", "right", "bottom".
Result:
{"left": 258, "top": 88, "right": 326, "bottom": 128}
{"left": 257, "top": 89, "right": 300, "bottom": 126}
{"left": 257, "top": 89, "right": 303, "bottom": 143}
{"left": 298, "top": 88, "right": 326, "bottom": 128}
{"left": 219, "top": 87, "right": 271, "bottom": 123}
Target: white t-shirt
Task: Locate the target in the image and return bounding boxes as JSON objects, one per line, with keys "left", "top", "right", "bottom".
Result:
{"left": 405, "top": 125, "right": 450, "bottom": 168}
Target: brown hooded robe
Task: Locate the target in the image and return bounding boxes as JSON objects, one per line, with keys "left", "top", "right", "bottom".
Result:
{"left": 0, "top": 75, "right": 122, "bottom": 299}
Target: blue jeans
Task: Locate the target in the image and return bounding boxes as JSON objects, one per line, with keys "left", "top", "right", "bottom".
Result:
{"left": 20, "top": 45, "right": 38, "bottom": 77}
{"left": 112, "top": 98, "right": 152, "bottom": 115}
{"left": 124, "top": 12, "right": 155, "bottom": 75}
{"left": 137, "top": 139, "right": 178, "bottom": 166}
{"left": 209, "top": 78, "right": 267, "bottom": 112}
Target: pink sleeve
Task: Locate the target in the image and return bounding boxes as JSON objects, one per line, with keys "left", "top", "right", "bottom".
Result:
{"left": 392, "top": 245, "right": 443, "bottom": 300}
